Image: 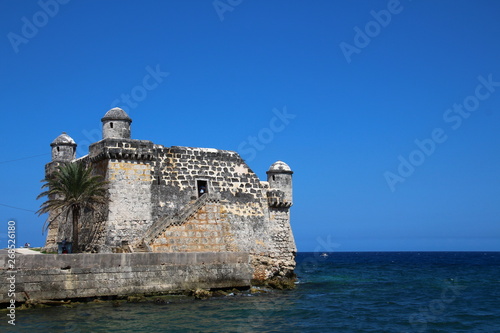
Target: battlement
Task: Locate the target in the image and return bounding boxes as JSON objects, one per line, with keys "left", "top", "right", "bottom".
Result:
{"left": 89, "top": 138, "right": 156, "bottom": 162}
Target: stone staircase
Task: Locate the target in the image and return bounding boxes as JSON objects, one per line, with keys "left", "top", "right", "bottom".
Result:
{"left": 132, "top": 242, "right": 149, "bottom": 253}
{"left": 131, "top": 193, "right": 220, "bottom": 252}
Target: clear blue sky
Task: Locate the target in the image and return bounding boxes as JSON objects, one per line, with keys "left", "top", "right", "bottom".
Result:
{"left": 1, "top": 0, "right": 499, "bottom": 251}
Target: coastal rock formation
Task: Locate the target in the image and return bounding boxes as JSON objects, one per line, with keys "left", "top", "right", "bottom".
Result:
{"left": 43, "top": 108, "right": 296, "bottom": 281}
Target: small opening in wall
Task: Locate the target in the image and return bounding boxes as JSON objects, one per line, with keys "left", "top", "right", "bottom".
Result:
{"left": 110, "top": 122, "right": 114, "bottom": 128}
{"left": 57, "top": 147, "right": 60, "bottom": 152}
{"left": 273, "top": 175, "right": 275, "bottom": 181}
{"left": 197, "top": 180, "right": 208, "bottom": 197}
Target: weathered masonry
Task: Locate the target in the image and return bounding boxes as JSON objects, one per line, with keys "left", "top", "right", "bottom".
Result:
{"left": 43, "top": 108, "right": 296, "bottom": 281}
{"left": 0, "top": 252, "right": 251, "bottom": 303}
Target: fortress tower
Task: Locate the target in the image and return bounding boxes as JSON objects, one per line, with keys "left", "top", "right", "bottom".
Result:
{"left": 44, "top": 132, "right": 77, "bottom": 251}
{"left": 101, "top": 107, "right": 132, "bottom": 139}
{"left": 261, "top": 161, "right": 296, "bottom": 279}
{"left": 266, "top": 161, "right": 293, "bottom": 207}
{"left": 50, "top": 132, "right": 77, "bottom": 162}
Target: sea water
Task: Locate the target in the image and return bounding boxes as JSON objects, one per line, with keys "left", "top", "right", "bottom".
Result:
{"left": 2, "top": 252, "right": 499, "bottom": 332}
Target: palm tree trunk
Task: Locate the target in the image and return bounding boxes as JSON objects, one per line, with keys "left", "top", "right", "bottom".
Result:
{"left": 72, "top": 208, "right": 79, "bottom": 253}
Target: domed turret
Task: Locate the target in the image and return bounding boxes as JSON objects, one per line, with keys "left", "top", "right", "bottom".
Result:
{"left": 268, "top": 161, "right": 293, "bottom": 174}
{"left": 50, "top": 132, "right": 77, "bottom": 162}
{"left": 266, "top": 161, "right": 293, "bottom": 207}
{"left": 101, "top": 107, "right": 132, "bottom": 139}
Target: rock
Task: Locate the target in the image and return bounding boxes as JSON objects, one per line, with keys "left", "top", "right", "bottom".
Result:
{"left": 211, "top": 290, "right": 228, "bottom": 297}
{"left": 256, "top": 276, "right": 297, "bottom": 290}
{"left": 127, "top": 295, "right": 147, "bottom": 303}
{"left": 250, "top": 287, "right": 268, "bottom": 294}
{"left": 192, "top": 288, "right": 212, "bottom": 300}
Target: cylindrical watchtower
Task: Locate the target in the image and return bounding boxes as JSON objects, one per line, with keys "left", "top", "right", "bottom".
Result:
{"left": 267, "top": 160, "right": 293, "bottom": 206}
{"left": 101, "top": 107, "right": 132, "bottom": 139}
{"left": 50, "top": 132, "right": 77, "bottom": 162}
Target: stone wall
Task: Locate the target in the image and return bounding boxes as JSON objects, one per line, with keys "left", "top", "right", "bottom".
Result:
{"left": 266, "top": 207, "right": 297, "bottom": 278}
{"left": 151, "top": 146, "right": 267, "bottom": 221}
{"left": 105, "top": 160, "right": 153, "bottom": 246}
{"left": 0, "top": 252, "right": 251, "bottom": 303}
{"left": 151, "top": 199, "right": 237, "bottom": 253}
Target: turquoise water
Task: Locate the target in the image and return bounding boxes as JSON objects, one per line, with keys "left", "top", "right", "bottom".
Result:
{"left": 2, "top": 252, "right": 500, "bottom": 332}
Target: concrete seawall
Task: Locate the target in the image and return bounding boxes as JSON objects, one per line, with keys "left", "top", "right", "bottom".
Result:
{"left": 0, "top": 252, "right": 251, "bottom": 303}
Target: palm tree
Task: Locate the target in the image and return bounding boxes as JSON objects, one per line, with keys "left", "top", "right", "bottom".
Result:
{"left": 37, "top": 161, "right": 108, "bottom": 253}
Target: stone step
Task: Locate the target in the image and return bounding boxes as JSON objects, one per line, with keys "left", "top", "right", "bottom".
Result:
{"left": 132, "top": 243, "right": 149, "bottom": 253}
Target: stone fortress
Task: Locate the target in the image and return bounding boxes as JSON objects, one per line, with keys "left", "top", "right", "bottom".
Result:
{"left": 44, "top": 108, "right": 296, "bottom": 281}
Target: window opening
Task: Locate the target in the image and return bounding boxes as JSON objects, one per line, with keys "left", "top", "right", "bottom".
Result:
{"left": 197, "top": 180, "right": 208, "bottom": 197}
{"left": 110, "top": 122, "right": 114, "bottom": 128}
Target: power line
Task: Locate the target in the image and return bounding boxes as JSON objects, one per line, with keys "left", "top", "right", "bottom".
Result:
{"left": 0, "top": 203, "right": 37, "bottom": 213}
{"left": 0, "top": 153, "right": 50, "bottom": 165}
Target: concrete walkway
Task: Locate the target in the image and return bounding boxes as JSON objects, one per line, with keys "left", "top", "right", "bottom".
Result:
{"left": 15, "top": 248, "right": 44, "bottom": 255}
